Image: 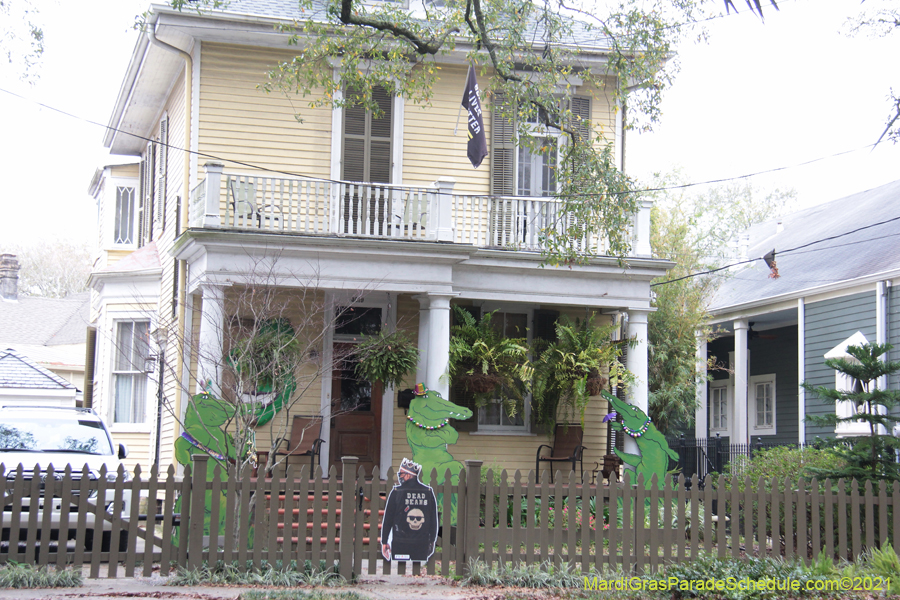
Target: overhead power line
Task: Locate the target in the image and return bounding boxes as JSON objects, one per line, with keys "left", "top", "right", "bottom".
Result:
{"left": 0, "top": 86, "right": 878, "bottom": 202}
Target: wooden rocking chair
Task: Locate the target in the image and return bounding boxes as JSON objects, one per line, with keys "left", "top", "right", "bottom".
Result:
{"left": 258, "top": 415, "right": 325, "bottom": 477}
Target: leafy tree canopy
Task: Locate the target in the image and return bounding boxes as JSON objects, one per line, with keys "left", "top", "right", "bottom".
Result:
{"left": 0, "top": 0, "right": 44, "bottom": 82}
{"left": 646, "top": 173, "right": 795, "bottom": 435}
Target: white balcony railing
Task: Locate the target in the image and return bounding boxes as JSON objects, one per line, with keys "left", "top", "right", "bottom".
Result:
{"left": 189, "top": 162, "right": 636, "bottom": 254}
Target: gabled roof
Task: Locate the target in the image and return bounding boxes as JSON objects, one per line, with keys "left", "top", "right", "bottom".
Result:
{"left": 0, "top": 349, "right": 77, "bottom": 390}
{"left": 95, "top": 241, "right": 161, "bottom": 275}
{"left": 709, "top": 179, "right": 900, "bottom": 314}
{"left": 0, "top": 292, "right": 90, "bottom": 348}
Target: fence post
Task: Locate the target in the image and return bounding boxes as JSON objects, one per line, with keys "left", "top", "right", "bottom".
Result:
{"left": 714, "top": 433, "right": 722, "bottom": 474}
{"left": 339, "top": 456, "right": 359, "bottom": 582}
{"left": 462, "top": 460, "right": 483, "bottom": 576}
{"left": 188, "top": 455, "right": 209, "bottom": 569}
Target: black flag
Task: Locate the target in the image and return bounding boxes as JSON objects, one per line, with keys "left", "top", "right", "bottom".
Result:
{"left": 461, "top": 66, "right": 488, "bottom": 168}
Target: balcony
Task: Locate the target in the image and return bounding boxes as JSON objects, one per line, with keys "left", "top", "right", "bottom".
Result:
{"left": 189, "top": 162, "right": 638, "bottom": 254}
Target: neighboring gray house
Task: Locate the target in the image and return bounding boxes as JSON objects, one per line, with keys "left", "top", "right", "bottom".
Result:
{"left": 697, "top": 179, "right": 900, "bottom": 446}
{"left": 0, "top": 348, "right": 78, "bottom": 406}
{"left": 0, "top": 256, "right": 90, "bottom": 399}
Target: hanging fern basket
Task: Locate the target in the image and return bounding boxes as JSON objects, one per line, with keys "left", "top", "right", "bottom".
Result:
{"left": 585, "top": 374, "right": 607, "bottom": 396}
{"left": 459, "top": 371, "right": 502, "bottom": 394}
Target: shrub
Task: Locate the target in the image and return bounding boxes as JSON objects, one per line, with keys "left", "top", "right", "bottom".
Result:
{"left": 660, "top": 553, "right": 822, "bottom": 599}
{"left": 0, "top": 563, "right": 82, "bottom": 588}
{"left": 710, "top": 447, "right": 852, "bottom": 556}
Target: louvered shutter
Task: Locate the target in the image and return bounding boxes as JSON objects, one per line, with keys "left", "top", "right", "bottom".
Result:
{"left": 156, "top": 116, "right": 168, "bottom": 230}
{"left": 342, "top": 86, "right": 392, "bottom": 235}
{"left": 450, "top": 305, "right": 481, "bottom": 432}
{"left": 569, "top": 96, "right": 591, "bottom": 143}
{"left": 489, "top": 95, "right": 516, "bottom": 245}
{"left": 530, "top": 309, "right": 559, "bottom": 434}
{"left": 490, "top": 94, "right": 515, "bottom": 196}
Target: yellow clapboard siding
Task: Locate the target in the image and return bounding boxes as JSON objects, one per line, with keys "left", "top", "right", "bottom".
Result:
{"left": 112, "top": 432, "right": 152, "bottom": 474}
{"left": 198, "top": 42, "right": 332, "bottom": 176}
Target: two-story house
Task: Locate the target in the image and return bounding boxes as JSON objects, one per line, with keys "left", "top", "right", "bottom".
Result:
{"left": 87, "top": 0, "right": 670, "bottom": 477}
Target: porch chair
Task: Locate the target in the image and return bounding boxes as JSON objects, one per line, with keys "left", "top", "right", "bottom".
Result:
{"left": 261, "top": 415, "right": 325, "bottom": 477}
{"left": 535, "top": 424, "right": 586, "bottom": 483}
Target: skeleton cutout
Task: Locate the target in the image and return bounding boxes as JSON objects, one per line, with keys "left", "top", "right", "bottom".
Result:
{"left": 407, "top": 508, "right": 425, "bottom": 531}
{"left": 381, "top": 457, "right": 439, "bottom": 563}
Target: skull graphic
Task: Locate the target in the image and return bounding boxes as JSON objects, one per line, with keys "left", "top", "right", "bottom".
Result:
{"left": 406, "top": 508, "right": 425, "bottom": 531}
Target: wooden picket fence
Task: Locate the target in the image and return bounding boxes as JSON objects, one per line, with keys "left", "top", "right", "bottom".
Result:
{"left": 2, "top": 455, "right": 899, "bottom": 579}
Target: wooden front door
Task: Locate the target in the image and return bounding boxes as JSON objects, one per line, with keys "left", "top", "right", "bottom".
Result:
{"left": 330, "top": 343, "right": 382, "bottom": 476}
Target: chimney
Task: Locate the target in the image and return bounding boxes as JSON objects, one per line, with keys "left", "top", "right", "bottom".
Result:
{"left": 0, "top": 254, "right": 20, "bottom": 301}
{"left": 776, "top": 221, "right": 784, "bottom": 234}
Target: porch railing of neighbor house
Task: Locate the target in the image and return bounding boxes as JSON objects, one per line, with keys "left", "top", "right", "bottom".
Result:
{"left": 4, "top": 455, "right": 900, "bottom": 580}
{"left": 188, "top": 163, "right": 617, "bottom": 253}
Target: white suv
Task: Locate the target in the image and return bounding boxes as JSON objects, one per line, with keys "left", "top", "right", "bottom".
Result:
{"left": 0, "top": 406, "right": 132, "bottom": 552}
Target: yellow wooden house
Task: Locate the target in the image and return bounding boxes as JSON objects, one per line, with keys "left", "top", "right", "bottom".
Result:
{"left": 87, "top": 0, "right": 670, "bottom": 479}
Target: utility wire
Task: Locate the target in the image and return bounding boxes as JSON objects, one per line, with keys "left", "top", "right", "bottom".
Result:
{"left": 0, "top": 86, "right": 877, "bottom": 202}
{"left": 651, "top": 214, "right": 900, "bottom": 287}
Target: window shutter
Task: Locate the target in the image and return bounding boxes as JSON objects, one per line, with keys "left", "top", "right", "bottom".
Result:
{"left": 531, "top": 309, "right": 559, "bottom": 434}
{"left": 157, "top": 115, "right": 168, "bottom": 230}
{"left": 569, "top": 96, "right": 591, "bottom": 143}
{"left": 532, "top": 309, "right": 559, "bottom": 344}
{"left": 490, "top": 94, "right": 515, "bottom": 196}
{"left": 450, "top": 305, "right": 481, "bottom": 432}
{"left": 342, "top": 86, "right": 392, "bottom": 235}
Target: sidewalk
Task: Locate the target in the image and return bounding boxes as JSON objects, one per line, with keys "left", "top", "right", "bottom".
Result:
{"left": 0, "top": 572, "right": 495, "bottom": 600}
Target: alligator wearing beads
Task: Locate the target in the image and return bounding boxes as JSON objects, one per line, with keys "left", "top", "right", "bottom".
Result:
{"left": 603, "top": 390, "right": 677, "bottom": 489}
{"left": 405, "top": 385, "right": 473, "bottom": 525}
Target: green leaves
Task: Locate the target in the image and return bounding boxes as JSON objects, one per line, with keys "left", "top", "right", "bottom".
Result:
{"left": 531, "top": 315, "right": 628, "bottom": 429}
{"left": 449, "top": 306, "right": 531, "bottom": 414}
{"left": 803, "top": 342, "right": 900, "bottom": 482}
{"left": 353, "top": 329, "right": 419, "bottom": 389}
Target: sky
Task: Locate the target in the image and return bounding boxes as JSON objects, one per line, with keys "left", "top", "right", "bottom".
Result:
{"left": 0, "top": 0, "right": 898, "bottom": 248}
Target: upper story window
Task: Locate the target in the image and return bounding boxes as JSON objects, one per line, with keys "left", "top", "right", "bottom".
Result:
{"left": 114, "top": 186, "right": 136, "bottom": 245}
{"left": 112, "top": 320, "right": 150, "bottom": 425}
{"left": 342, "top": 86, "right": 392, "bottom": 184}
{"left": 490, "top": 96, "right": 590, "bottom": 197}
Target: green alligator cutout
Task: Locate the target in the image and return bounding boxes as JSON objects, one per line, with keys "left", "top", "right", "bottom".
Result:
{"left": 603, "top": 390, "right": 677, "bottom": 489}
{"left": 174, "top": 392, "right": 246, "bottom": 544}
{"left": 405, "top": 385, "right": 473, "bottom": 525}
{"left": 228, "top": 319, "right": 298, "bottom": 427}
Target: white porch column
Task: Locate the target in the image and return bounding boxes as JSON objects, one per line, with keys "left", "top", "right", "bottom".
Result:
{"left": 414, "top": 295, "right": 432, "bottom": 384}
{"left": 695, "top": 331, "right": 708, "bottom": 440}
{"left": 625, "top": 309, "right": 650, "bottom": 461}
{"left": 733, "top": 319, "right": 750, "bottom": 445}
{"left": 197, "top": 284, "right": 226, "bottom": 398}
{"left": 414, "top": 293, "right": 456, "bottom": 398}
{"left": 798, "top": 298, "right": 806, "bottom": 444}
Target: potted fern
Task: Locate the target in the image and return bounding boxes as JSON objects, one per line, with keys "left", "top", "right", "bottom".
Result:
{"left": 449, "top": 305, "right": 532, "bottom": 416}
{"left": 531, "top": 315, "right": 631, "bottom": 428}
{"left": 353, "top": 329, "right": 420, "bottom": 389}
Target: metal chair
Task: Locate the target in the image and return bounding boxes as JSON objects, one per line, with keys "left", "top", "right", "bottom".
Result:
{"left": 535, "top": 424, "right": 586, "bottom": 483}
